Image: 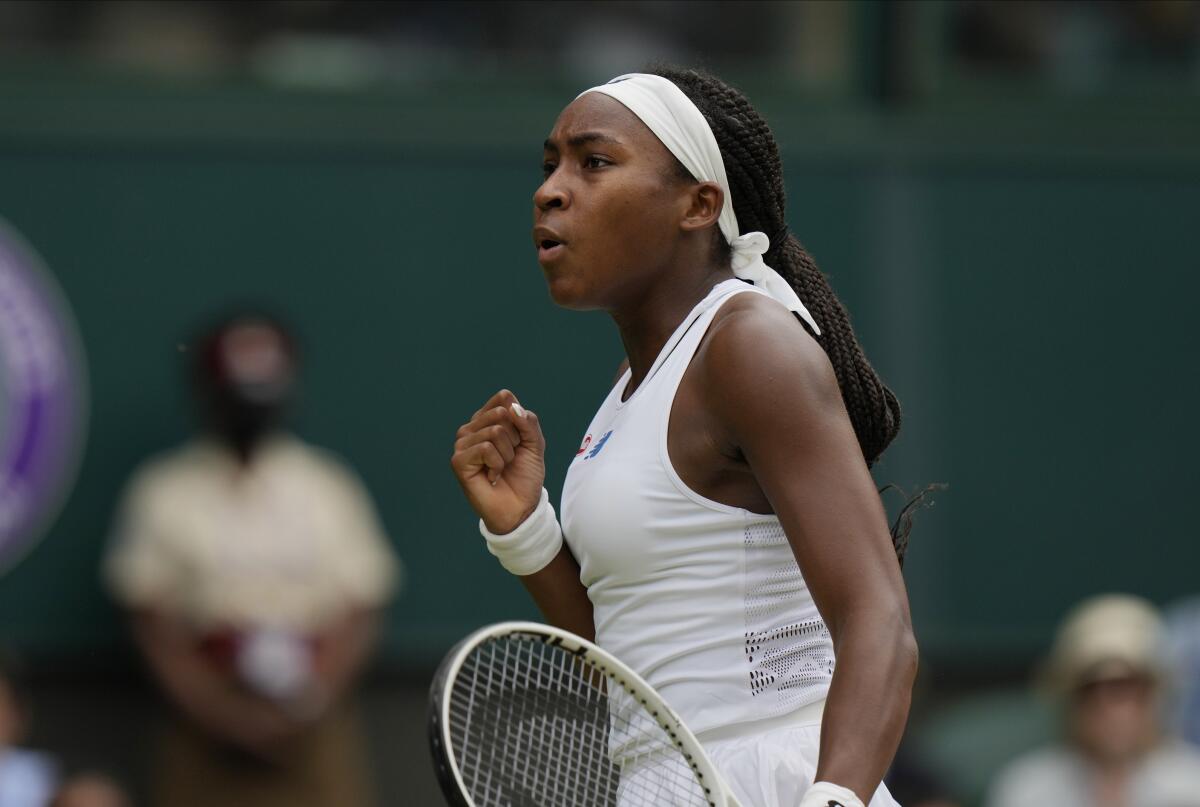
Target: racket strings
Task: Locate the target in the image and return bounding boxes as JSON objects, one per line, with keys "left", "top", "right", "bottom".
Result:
{"left": 447, "top": 635, "right": 714, "bottom": 806}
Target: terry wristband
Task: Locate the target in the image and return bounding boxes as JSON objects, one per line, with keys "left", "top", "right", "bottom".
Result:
{"left": 799, "top": 781, "right": 865, "bottom": 807}
{"left": 480, "top": 487, "right": 563, "bottom": 576}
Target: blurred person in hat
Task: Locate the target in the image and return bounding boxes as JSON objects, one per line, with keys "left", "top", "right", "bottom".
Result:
{"left": 103, "top": 311, "right": 400, "bottom": 807}
{"left": 1164, "top": 595, "right": 1200, "bottom": 747}
{"left": 986, "top": 593, "right": 1200, "bottom": 807}
{"left": 0, "top": 654, "right": 59, "bottom": 807}
{"left": 48, "top": 773, "right": 130, "bottom": 807}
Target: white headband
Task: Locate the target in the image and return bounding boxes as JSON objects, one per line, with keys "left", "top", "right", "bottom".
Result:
{"left": 578, "top": 73, "right": 820, "bottom": 336}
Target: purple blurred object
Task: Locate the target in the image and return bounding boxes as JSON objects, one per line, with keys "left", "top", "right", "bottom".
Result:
{"left": 0, "top": 218, "right": 88, "bottom": 574}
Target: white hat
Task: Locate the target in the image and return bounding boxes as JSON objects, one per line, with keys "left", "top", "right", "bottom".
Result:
{"left": 1044, "top": 594, "right": 1166, "bottom": 693}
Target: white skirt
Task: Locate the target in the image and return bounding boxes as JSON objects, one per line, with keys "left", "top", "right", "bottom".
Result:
{"left": 615, "top": 701, "right": 902, "bottom": 807}
{"left": 700, "top": 701, "right": 902, "bottom": 807}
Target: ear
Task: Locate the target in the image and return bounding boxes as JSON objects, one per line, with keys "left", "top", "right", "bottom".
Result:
{"left": 679, "top": 181, "right": 723, "bottom": 234}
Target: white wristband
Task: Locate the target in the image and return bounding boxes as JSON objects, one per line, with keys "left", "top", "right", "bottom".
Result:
{"left": 799, "top": 781, "right": 865, "bottom": 807}
{"left": 479, "top": 488, "right": 563, "bottom": 576}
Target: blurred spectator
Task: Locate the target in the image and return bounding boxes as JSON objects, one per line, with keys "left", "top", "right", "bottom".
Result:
{"left": 986, "top": 594, "right": 1200, "bottom": 807}
{"left": 0, "top": 656, "right": 59, "bottom": 807}
{"left": 886, "top": 747, "right": 961, "bottom": 807}
{"left": 1165, "top": 595, "right": 1200, "bottom": 747}
{"left": 951, "top": 0, "right": 1200, "bottom": 89}
{"left": 103, "top": 312, "right": 400, "bottom": 807}
{"left": 48, "top": 774, "right": 129, "bottom": 807}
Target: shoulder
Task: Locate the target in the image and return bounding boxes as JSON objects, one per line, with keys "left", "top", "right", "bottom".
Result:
{"left": 119, "top": 442, "right": 211, "bottom": 507}
{"left": 696, "top": 290, "right": 841, "bottom": 416}
{"left": 1145, "top": 740, "right": 1200, "bottom": 779}
{"left": 0, "top": 748, "right": 57, "bottom": 799}
{"left": 987, "top": 746, "right": 1082, "bottom": 806}
{"left": 996, "top": 745, "right": 1078, "bottom": 776}
{"left": 272, "top": 437, "right": 369, "bottom": 493}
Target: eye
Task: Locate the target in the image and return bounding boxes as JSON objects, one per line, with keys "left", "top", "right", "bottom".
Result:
{"left": 542, "top": 161, "right": 557, "bottom": 178}
{"left": 584, "top": 155, "right": 612, "bottom": 169}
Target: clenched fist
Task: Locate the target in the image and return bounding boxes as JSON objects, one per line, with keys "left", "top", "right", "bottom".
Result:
{"left": 450, "top": 389, "right": 546, "bottom": 534}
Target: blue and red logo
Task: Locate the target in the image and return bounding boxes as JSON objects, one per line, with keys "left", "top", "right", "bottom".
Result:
{"left": 0, "top": 218, "right": 88, "bottom": 573}
{"left": 580, "top": 430, "right": 612, "bottom": 460}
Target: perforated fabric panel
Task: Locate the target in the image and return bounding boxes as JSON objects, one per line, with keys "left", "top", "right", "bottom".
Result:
{"left": 743, "top": 521, "right": 834, "bottom": 713}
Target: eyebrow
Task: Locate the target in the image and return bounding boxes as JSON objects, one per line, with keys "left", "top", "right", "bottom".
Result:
{"left": 543, "top": 132, "right": 624, "bottom": 152}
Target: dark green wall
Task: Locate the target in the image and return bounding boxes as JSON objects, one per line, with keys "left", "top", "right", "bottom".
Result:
{"left": 1, "top": 75, "right": 1197, "bottom": 671}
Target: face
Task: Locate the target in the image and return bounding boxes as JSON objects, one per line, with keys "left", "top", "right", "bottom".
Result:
{"left": 215, "top": 324, "right": 294, "bottom": 404}
{"left": 198, "top": 322, "right": 295, "bottom": 456}
{"left": 1069, "top": 671, "right": 1159, "bottom": 764}
{"left": 533, "top": 93, "right": 700, "bottom": 310}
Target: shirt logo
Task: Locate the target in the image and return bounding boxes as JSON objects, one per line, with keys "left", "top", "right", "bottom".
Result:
{"left": 575, "top": 434, "right": 592, "bottom": 457}
{"left": 584, "top": 430, "right": 613, "bottom": 460}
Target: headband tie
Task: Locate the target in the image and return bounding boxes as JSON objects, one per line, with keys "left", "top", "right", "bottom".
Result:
{"left": 579, "top": 73, "right": 820, "bottom": 336}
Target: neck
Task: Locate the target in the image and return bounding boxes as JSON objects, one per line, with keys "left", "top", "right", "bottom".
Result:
{"left": 611, "top": 251, "right": 732, "bottom": 397}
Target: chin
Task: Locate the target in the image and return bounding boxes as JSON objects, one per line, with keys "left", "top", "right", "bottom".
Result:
{"left": 542, "top": 270, "right": 598, "bottom": 311}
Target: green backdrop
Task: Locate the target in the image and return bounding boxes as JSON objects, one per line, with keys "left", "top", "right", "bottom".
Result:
{"left": 1, "top": 74, "right": 1197, "bottom": 672}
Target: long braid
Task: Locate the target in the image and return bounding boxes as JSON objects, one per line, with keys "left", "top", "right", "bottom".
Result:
{"left": 652, "top": 65, "right": 902, "bottom": 469}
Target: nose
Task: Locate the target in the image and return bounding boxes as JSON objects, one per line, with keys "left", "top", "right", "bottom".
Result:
{"left": 533, "top": 174, "right": 568, "bottom": 212}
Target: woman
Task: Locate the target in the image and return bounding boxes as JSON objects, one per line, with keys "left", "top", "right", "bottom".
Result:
{"left": 451, "top": 67, "right": 916, "bottom": 807}
{"left": 987, "top": 595, "right": 1200, "bottom": 807}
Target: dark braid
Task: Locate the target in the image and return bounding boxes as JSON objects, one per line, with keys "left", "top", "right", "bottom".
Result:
{"left": 651, "top": 65, "right": 902, "bottom": 468}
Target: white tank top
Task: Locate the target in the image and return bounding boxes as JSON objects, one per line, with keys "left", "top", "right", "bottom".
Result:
{"left": 561, "top": 278, "right": 834, "bottom": 738}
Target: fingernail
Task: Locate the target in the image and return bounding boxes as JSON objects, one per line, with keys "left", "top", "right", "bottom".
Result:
{"left": 512, "top": 403, "right": 527, "bottom": 418}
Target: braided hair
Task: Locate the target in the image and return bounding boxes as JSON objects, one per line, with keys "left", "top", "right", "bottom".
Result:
{"left": 651, "top": 65, "right": 901, "bottom": 468}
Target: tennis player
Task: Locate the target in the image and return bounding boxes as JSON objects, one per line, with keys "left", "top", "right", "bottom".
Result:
{"left": 451, "top": 67, "right": 916, "bottom": 807}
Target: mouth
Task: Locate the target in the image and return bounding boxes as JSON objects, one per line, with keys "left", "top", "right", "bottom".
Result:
{"left": 536, "top": 238, "right": 565, "bottom": 262}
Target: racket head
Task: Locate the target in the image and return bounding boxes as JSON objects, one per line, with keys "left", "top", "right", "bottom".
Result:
{"left": 428, "top": 621, "right": 739, "bottom": 807}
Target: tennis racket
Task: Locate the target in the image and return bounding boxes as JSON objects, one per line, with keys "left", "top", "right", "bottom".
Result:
{"left": 428, "top": 621, "right": 743, "bottom": 807}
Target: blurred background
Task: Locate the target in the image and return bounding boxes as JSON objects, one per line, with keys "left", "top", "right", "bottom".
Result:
{"left": 1, "top": 1, "right": 1198, "bottom": 806}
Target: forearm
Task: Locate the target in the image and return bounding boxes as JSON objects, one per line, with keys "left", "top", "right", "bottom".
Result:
{"left": 449, "top": 393, "right": 592, "bottom": 638}
{"left": 149, "top": 643, "right": 297, "bottom": 745}
{"left": 815, "top": 611, "right": 918, "bottom": 802}
{"left": 133, "top": 613, "right": 298, "bottom": 750}
{"left": 519, "top": 546, "right": 594, "bottom": 642}
{"left": 311, "top": 609, "right": 379, "bottom": 704}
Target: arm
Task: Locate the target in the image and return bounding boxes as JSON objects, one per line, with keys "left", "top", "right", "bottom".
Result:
{"left": 136, "top": 607, "right": 381, "bottom": 756}
{"left": 518, "top": 547, "right": 594, "bottom": 642}
{"left": 130, "top": 609, "right": 303, "bottom": 758}
{"left": 309, "top": 606, "right": 381, "bottom": 705}
{"left": 451, "top": 389, "right": 594, "bottom": 638}
{"left": 702, "top": 298, "right": 918, "bottom": 803}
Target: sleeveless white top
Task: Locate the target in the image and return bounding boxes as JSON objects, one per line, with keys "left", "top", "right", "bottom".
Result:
{"left": 560, "top": 278, "right": 834, "bottom": 739}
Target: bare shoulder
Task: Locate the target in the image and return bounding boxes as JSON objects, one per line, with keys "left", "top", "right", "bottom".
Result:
{"left": 697, "top": 290, "right": 841, "bottom": 411}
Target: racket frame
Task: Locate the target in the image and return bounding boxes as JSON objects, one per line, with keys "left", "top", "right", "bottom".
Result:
{"left": 428, "top": 620, "right": 742, "bottom": 807}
